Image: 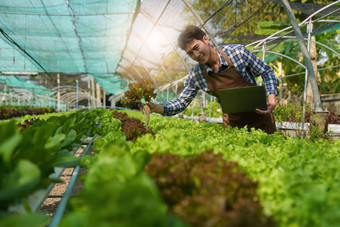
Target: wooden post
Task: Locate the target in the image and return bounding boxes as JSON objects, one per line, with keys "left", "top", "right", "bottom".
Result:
{"left": 306, "top": 36, "right": 320, "bottom": 110}
{"left": 87, "top": 75, "right": 91, "bottom": 108}
{"left": 96, "top": 83, "right": 101, "bottom": 107}
{"left": 9, "top": 88, "right": 13, "bottom": 105}
{"left": 4, "top": 85, "right": 7, "bottom": 105}
{"left": 91, "top": 76, "right": 95, "bottom": 98}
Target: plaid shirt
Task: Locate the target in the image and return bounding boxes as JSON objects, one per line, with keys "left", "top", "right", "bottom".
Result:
{"left": 162, "top": 44, "right": 277, "bottom": 116}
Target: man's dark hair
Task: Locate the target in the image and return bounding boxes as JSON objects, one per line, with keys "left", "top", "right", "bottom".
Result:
{"left": 178, "top": 25, "right": 206, "bottom": 50}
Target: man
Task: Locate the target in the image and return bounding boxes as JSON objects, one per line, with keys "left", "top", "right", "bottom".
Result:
{"left": 148, "top": 25, "right": 277, "bottom": 134}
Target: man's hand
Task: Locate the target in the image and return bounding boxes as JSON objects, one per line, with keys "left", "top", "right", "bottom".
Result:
{"left": 222, "top": 113, "right": 230, "bottom": 129}
{"left": 255, "top": 94, "right": 276, "bottom": 115}
{"left": 146, "top": 102, "right": 164, "bottom": 115}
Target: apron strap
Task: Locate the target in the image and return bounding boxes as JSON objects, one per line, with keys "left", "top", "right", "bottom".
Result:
{"left": 217, "top": 47, "right": 234, "bottom": 68}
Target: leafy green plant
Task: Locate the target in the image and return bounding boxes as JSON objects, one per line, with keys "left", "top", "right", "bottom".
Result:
{"left": 62, "top": 129, "right": 186, "bottom": 227}
{"left": 120, "top": 79, "right": 156, "bottom": 108}
{"left": 112, "top": 111, "right": 154, "bottom": 142}
{"left": 126, "top": 110, "right": 340, "bottom": 227}
{"left": 0, "top": 110, "right": 98, "bottom": 220}
{"left": 145, "top": 151, "right": 274, "bottom": 227}
{"left": 309, "top": 124, "right": 328, "bottom": 141}
{"left": 0, "top": 106, "right": 57, "bottom": 120}
{"left": 273, "top": 102, "right": 313, "bottom": 123}
{"left": 120, "top": 79, "right": 156, "bottom": 127}
{"left": 16, "top": 118, "right": 41, "bottom": 130}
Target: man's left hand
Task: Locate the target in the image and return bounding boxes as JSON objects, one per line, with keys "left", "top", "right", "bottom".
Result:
{"left": 255, "top": 94, "right": 276, "bottom": 115}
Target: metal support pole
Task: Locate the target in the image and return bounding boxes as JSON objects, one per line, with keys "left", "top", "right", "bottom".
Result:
{"left": 166, "top": 87, "right": 169, "bottom": 102}
{"left": 103, "top": 88, "right": 106, "bottom": 107}
{"left": 301, "top": 19, "right": 313, "bottom": 138}
{"left": 259, "top": 43, "right": 267, "bottom": 86}
{"left": 57, "top": 73, "right": 60, "bottom": 110}
{"left": 281, "top": 0, "right": 322, "bottom": 111}
{"left": 198, "top": 91, "right": 206, "bottom": 122}
{"left": 262, "top": 43, "right": 266, "bottom": 62}
{"left": 278, "top": 62, "right": 283, "bottom": 102}
{"left": 76, "top": 80, "right": 79, "bottom": 110}
{"left": 4, "top": 85, "right": 7, "bottom": 105}
{"left": 87, "top": 75, "right": 91, "bottom": 108}
{"left": 202, "top": 91, "right": 206, "bottom": 108}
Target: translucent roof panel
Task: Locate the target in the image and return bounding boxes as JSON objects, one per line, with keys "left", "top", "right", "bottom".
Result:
{"left": 0, "top": 0, "right": 139, "bottom": 92}
{"left": 93, "top": 73, "right": 127, "bottom": 94}
{"left": 117, "top": 0, "right": 189, "bottom": 82}
{"left": 1, "top": 0, "right": 338, "bottom": 98}
{"left": 0, "top": 75, "right": 51, "bottom": 95}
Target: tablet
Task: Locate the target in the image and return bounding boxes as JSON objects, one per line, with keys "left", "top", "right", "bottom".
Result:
{"left": 218, "top": 86, "right": 267, "bottom": 114}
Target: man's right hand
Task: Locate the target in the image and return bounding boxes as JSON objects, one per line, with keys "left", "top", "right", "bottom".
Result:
{"left": 222, "top": 113, "right": 230, "bottom": 129}
{"left": 146, "top": 102, "right": 164, "bottom": 115}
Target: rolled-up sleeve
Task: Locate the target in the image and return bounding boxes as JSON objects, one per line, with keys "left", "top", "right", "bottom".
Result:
{"left": 241, "top": 46, "right": 277, "bottom": 95}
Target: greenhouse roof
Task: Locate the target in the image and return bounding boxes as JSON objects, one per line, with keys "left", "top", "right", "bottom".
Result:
{"left": 0, "top": 0, "right": 339, "bottom": 99}
{"left": 0, "top": 75, "right": 51, "bottom": 95}
{"left": 0, "top": 0, "right": 139, "bottom": 94}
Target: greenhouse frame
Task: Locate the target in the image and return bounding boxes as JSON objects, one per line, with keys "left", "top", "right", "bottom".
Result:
{"left": 0, "top": 1, "right": 340, "bottom": 227}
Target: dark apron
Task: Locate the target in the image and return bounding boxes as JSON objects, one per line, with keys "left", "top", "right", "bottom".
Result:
{"left": 200, "top": 48, "right": 276, "bottom": 134}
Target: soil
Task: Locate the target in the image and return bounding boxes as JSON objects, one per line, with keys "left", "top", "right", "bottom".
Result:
{"left": 39, "top": 137, "right": 94, "bottom": 217}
